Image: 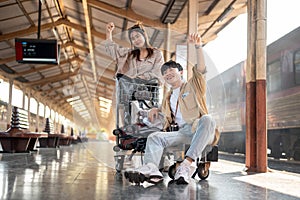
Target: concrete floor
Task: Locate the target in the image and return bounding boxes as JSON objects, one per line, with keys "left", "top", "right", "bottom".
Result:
{"left": 0, "top": 140, "right": 300, "bottom": 200}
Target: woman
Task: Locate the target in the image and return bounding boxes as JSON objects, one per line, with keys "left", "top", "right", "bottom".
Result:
{"left": 105, "top": 22, "right": 164, "bottom": 83}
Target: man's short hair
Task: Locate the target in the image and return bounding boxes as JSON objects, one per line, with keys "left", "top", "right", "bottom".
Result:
{"left": 161, "top": 60, "right": 183, "bottom": 75}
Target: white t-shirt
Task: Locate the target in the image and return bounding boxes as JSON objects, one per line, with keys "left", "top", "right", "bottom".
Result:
{"left": 170, "top": 87, "right": 186, "bottom": 127}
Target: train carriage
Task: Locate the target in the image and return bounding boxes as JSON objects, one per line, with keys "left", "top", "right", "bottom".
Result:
{"left": 209, "top": 26, "right": 300, "bottom": 160}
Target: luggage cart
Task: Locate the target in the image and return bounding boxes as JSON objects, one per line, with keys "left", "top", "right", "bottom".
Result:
{"left": 112, "top": 73, "right": 162, "bottom": 172}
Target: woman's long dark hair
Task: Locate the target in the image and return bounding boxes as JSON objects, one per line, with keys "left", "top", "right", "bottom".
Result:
{"left": 128, "top": 22, "right": 154, "bottom": 60}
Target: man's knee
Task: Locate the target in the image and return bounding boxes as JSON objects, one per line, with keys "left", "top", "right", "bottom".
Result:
{"left": 147, "top": 132, "right": 161, "bottom": 143}
{"left": 200, "top": 115, "right": 219, "bottom": 146}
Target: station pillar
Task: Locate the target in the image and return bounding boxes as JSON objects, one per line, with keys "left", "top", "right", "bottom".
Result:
{"left": 187, "top": 0, "right": 198, "bottom": 79}
{"left": 245, "top": 0, "right": 268, "bottom": 172}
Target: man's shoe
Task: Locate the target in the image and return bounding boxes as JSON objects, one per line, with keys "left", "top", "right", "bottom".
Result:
{"left": 125, "top": 163, "right": 163, "bottom": 184}
{"left": 174, "top": 164, "right": 190, "bottom": 184}
{"left": 136, "top": 163, "right": 164, "bottom": 184}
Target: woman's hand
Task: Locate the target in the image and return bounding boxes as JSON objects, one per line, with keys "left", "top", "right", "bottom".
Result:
{"left": 106, "top": 22, "right": 115, "bottom": 33}
{"left": 106, "top": 22, "right": 115, "bottom": 40}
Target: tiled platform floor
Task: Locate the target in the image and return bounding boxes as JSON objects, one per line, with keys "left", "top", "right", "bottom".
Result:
{"left": 0, "top": 140, "right": 299, "bottom": 200}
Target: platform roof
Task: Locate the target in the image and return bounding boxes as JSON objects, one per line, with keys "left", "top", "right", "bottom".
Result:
{"left": 0, "top": 0, "right": 247, "bottom": 130}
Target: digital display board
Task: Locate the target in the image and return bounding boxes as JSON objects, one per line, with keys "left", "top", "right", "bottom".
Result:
{"left": 15, "top": 38, "right": 60, "bottom": 65}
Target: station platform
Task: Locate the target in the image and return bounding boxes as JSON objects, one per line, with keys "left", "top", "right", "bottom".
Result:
{"left": 0, "top": 140, "right": 299, "bottom": 200}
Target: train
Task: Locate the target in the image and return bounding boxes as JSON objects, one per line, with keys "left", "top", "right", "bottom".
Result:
{"left": 207, "top": 26, "right": 300, "bottom": 161}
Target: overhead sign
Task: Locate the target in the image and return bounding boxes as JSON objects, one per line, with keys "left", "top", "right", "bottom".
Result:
{"left": 15, "top": 38, "right": 60, "bottom": 65}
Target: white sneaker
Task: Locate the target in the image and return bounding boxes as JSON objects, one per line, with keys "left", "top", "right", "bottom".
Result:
{"left": 125, "top": 163, "right": 163, "bottom": 184}
{"left": 174, "top": 164, "right": 190, "bottom": 184}
{"left": 136, "top": 163, "right": 163, "bottom": 178}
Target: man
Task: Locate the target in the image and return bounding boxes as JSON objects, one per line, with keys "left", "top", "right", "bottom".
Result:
{"left": 125, "top": 32, "right": 219, "bottom": 185}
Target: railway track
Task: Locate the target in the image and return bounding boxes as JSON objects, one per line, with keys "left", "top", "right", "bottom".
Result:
{"left": 219, "top": 151, "right": 300, "bottom": 174}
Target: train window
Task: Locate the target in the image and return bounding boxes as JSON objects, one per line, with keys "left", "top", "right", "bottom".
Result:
{"left": 224, "top": 80, "right": 239, "bottom": 104}
{"left": 294, "top": 50, "right": 300, "bottom": 85}
{"left": 267, "top": 60, "right": 281, "bottom": 92}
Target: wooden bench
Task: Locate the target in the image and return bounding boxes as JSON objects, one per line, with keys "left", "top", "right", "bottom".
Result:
{"left": 0, "top": 106, "right": 48, "bottom": 153}
{"left": 38, "top": 118, "right": 76, "bottom": 147}
{"left": 70, "top": 127, "right": 79, "bottom": 144}
{"left": 77, "top": 131, "right": 88, "bottom": 143}
{"left": 38, "top": 118, "right": 62, "bottom": 148}
{"left": 59, "top": 134, "right": 73, "bottom": 146}
{"left": 59, "top": 125, "right": 75, "bottom": 146}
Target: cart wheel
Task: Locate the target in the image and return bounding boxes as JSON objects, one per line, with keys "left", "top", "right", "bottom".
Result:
{"left": 113, "top": 129, "right": 121, "bottom": 136}
{"left": 168, "top": 164, "right": 176, "bottom": 179}
{"left": 113, "top": 145, "right": 120, "bottom": 152}
{"left": 125, "top": 125, "right": 136, "bottom": 134}
{"left": 115, "top": 155, "right": 125, "bottom": 172}
{"left": 197, "top": 163, "right": 209, "bottom": 180}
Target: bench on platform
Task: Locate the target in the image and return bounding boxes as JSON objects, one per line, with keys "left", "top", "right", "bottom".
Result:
{"left": 71, "top": 128, "right": 88, "bottom": 144}
{"left": 76, "top": 130, "right": 88, "bottom": 143}
{"left": 38, "top": 119, "right": 76, "bottom": 147}
{"left": 0, "top": 106, "right": 48, "bottom": 153}
{"left": 58, "top": 126, "right": 75, "bottom": 146}
{"left": 38, "top": 118, "right": 62, "bottom": 148}
{"left": 59, "top": 134, "right": 74, "bottom": 146}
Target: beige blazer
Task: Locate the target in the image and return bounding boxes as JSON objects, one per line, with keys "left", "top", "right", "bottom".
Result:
{"left": 161, "top": 66, "right": 220, "bottom": 145}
